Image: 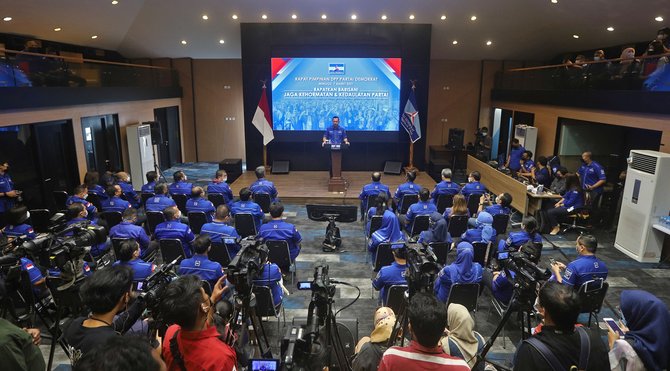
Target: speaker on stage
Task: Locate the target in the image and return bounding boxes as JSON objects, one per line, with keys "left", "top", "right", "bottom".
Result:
{"left": 272, "top": 161, "right": 289, "bottom": 174}
{"left": 144, "top": 121, "right": 162, "bottom": 146}
{"left": 447, "top": 128, "right": 464, "bottom": 150}
{"left": 218, "top": 158, "right": 242, "bottom": 184}
{"left": 383, "top": 161, "right": 403, "bottom": 175}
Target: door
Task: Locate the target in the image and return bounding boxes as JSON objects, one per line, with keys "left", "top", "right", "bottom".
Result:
{"left": 81, "top": 114, "right": 122, "bottom": 172}
{"left": 154, "top": 106, "right": 182, "bottom": 169}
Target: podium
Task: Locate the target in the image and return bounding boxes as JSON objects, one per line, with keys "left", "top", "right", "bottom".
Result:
{"left": 326, "top": 143, "right": 347, "bottom": 192}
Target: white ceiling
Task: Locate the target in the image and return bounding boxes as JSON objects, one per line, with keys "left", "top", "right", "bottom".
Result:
{"left": 0, "top": 0, "right": 668, "bottom": 61}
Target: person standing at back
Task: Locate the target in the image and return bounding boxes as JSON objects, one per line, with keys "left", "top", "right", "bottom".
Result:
{"left": 505, "top": 138, "right": 525, "bottom": 174}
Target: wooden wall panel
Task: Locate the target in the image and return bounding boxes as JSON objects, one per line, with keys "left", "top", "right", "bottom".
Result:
{"left": 172, "top": 58, "right": 197, "bottom": 162}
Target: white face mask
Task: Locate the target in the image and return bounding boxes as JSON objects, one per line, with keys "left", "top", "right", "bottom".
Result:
{"left": 126, "top": 176, "right": 131, "bottom": 182}
{"left": 25, "top": 211, "right": 30, "bottom": 220}
{"left": 83, "top": 194, "right": 88, "bottom": 199}
{"left": 594, "top": 56, "right": 601, "bottom": 61}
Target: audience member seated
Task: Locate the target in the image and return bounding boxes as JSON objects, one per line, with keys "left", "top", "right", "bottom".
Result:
{"left": 73, "top": 335, "right": 165, "bottom": 371}
{"left": 252, "top": 252, "right": 286, "bottom": 310}
{"left": 505, "top": 138, "right": 525, "bottom": 174}
{"left": 141, "top": 170, "right": 158, "bottom": 194}
{"left": 352, "top": 307, "right": 396, "bottom": 371}
{"left": 66, "top": 184, "right": 97, "bottom": 220}
{"left": 368, "top": 196, "right": 405, "bottom": 263}
{"left": 372, "top": 245, "right": 408, "bottom": 306}
{"left": 470, "top": 192, "right": 512, "bottom": 228}
{"left": 258, "top": 201, "right": 302, "bottom": 265}
{"left": 518, "top": 151, "right": 535, "bottom": 178}
{"left": 112, "top": 240, "right": 155, "bottom": 282}
{"left": 100, "top": 184, "right": 131, "bottom": 213}
{"left": 378, "top": 292, "right": 470, "bottom": 371}
{"left": 185, "top": 186, "right": 216, "bottom": 222}
{"left": 359, "top": 171, "right": 391, "bottom": 219}
{"left": 394, "top": 170, "right": 421, "bottom": 211}
{"left": 84, "top": 171, "right": 107, "bottom": 201}
{"left": 430, "top": 168, "right": 461, "bottom": 204}
{"left": 2, "top": 205, "right": 36, "bottom": 240}
{"left": 532, "top": 156, "right": 552, "bottom": 188}
{"left": 550, "top": 234, "right": 608, "bottom": 288}
{"left": 440, "top": 303, "right": 486, "bottom": 371}
{"left": 444, "top": 194, "right": 470, "bottom": 219}
{"left": 154, "top": 206, "right": 196, "bottom": 258}
{"left": 66, "top": 203, "right": 109, "bottom": 257}
{"left": 513, "top": 281, "right": 609, "bottom": 371}
{"left": 200, "top": 204, "right": 241, "bottom": 256}
{"left": 160, "top": 275, "right": 236, "bottom": 370}
{"left": 366, "top": 192, "right": 393, "bottom": 227}
{"left": 547, "top": 174, "right": 584, "bottom": 235}
{"left": 145, "top": 183, "right": 177, "bottom": 213}
{"left": 109, "top": 208, "right": 157, "bottom": 259}
{"left": 64, "top": 266, "right": 147, "bottom": 359}
{"left": 482, "top": 266, "right": 516, "bottom": 305}
{"left": 461, "top": 212, "right": 495, "bottom": 245}
{"left": 550, "top": 166, "right": 569, "bottom": 196}
{"left": 418, "top": 212, "right": 451, "bottom": 245}
{"left": 168, "top": 170, "right": 193, "bottom": 196}
{"left": 608, "top": 290, "right": 670, "bottom": 371}
{"left": 250, "top": 166, "right": 279, "bottom": 202}
{"left": 498, "top": 216, "right": 542, "bottom": 253}
{"left": 461, "top": 171, "right": 487, "bottom": 199}
{"left": 400, "top": 187, "right": 436, "bottom": 231}
{"left": 178, "top": 235, "right": 225, "bottom": 289}
{"left": 229, "top": 187, "right": 265, "bottom": 231}
{"left": 207, "top": 169, "right": 234, "bottom": 204}
{"left": 115, "top": 172, "right": 140, "bottom": 208}
{"left": 434, "top": 242, "right": 483, "bottom": 303}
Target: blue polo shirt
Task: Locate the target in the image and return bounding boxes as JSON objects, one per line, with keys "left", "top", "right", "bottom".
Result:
{"left": 253, "top": 263, "right": 283, "bottom": 307}
{"left": 113, "top": 259, "right": 155, "bottom": 282}
{"left": 372, "top": 262, "right": 407, "bottom": 306}
{"left": 145, "top": 194, "right": 177, "bottom": 212}
{"left": 484, "top": 204, "right": 511, "bottom": 216}
{"left": 109, "top": 221, "right": 151, "bottom": 252}
{"left": 185, "top": 197, "right": 216, "bottom": 222}
{"left": 508, "top": 145, "right": 526, "bottom": 171}
{"left": 394, "top": 181, "right": 421, "bottom": 210}
{"left": 359, "top": 182, "right": 391, "bottom": 211}
{"left": 405, "top": 201, "right": 437, "bottom": 225}
{"left": 88, "top": 184, "right": 108, "bottom": 201}
{"left": 431, "top": 181, "right": 461, "bottom": 203}
{"left": 562, "top": 190, "right": 584, "bottom": 209}
{"left": 561, "top": 255, "right": 608, "bottom": 288}
{"left": 229, "top": 200, "right": 264, "bottom": 230}
{"left": 3, "top": 224, "right": 36, "bottom": 240}
{"left": 141, "top": 181, "right": 156, "bottom": 194}
{"left": 117, "top": 181, "right": 140, "bottom": 208}
{"left": 461, "top": 181, "right": 487, "bottom": 198}
{"left": 578, "top": 161, "right": 607, "bottom": 195}
{"left": 207, "top": 181, "right": 234, "bottom": 203}
{"left": 100, "top": 196, "right": 131, "bottom": 213}
{"left": 66, "top": 195, "right": 97, "bottom": 218}
{"left": 521, "top": 159, "right": 535, "bottom": 173}
{"left": 497, "top": 231, "right": 543, "bottom": 252}
{"left": 178, "top": 255, "right": 224, "bottom": 288}
{"left": 250, "top": 179, "right": 278, "bottom": 201}
{"left": 259, "top": 220, "right": 302, "bottom": 262}
{"left": 0, "top": 173, "right": 15, "bottom": 213}
{"left": 324, "top": 125, "right": 347, "bottom": 144}
{"left": 169, "top": 180, "right": 193, "bottom": 195}
{"left": 154, "top": 220, "right": 196, "bottom": 258}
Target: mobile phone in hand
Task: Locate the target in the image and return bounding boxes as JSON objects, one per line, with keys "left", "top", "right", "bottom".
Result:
{"left": 604, "top": 317, "right": 625, "bottom": 337}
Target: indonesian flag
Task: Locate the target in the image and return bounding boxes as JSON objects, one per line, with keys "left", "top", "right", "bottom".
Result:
{"left": 252, "top": 88, "right": 274, "bottom": 145}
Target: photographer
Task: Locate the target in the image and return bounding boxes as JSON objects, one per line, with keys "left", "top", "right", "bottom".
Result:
{"left": 550, "top": 234, "right": 608, "bottom": 288}
{"left": 64, "top": 265, "right": 147, "bottom": 361}
{"left": 160, "top": 274, "right": 237, "bottom": 370}
{"left": 74, "top": 335, "right": 166, "bottom": 371}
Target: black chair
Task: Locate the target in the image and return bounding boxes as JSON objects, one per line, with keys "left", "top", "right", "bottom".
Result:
{"left": 111, "top": 238, "right": 132, "bottom": 260}
{"left": 364, "top": 194, "right": 377, "bottom": 221}
{"left": 471, "top": 242, "right": 490, "bottom": 266}
{"left": 447, "top": 283, "right": 480, "bottom": 312}
{"left": 386, "top": 285, "right": 408, "bottom": 313}
{"left": 373, "top": 243, "right": 395, "bottom": 272}
{"left": 578, "top": 279, "right": 609, "bottom": 327}
{"left": 266, "top": 240, "right": 295, "bottom": 283}
{"left": 492, "top": 214, "right": 510, "bottom": 236}
{"left": 435, "top": 194, "right": 454, "bottom": 214}
{"left": 253, "top": 193, "right": 272, "bottom": 213}
{"left": 208, "top": 193, "right": 227, "bottom": 208}
{"left": 99, "top": 211, "right": 122, "bottom": 229}
{"left": 447, "top": 215, "right": 469, "bottom": 238}
{"left": 187, "top": 211, "right": 208, "bottom": 234}
{"left": 398, "top": 194, "right": 419, "bottom": 215}
{"left": 234, "top": 213, "right": 257, "bottom": 238}
{"left": 467, "top": 194, "right": 482, "bottom": 216}
{"left": 53, "top": 191, "right": 69, "bottom": 209}
{"left": 159, "top": 238, "right": 186, "bottom": 263}
{"left": 29, "top": 209, "right": 51, "bottom": 233}
{"left": 368, "top": 215, "right": 383, "bottom": 237}
{"left": 140, "top": 192, "right": 155, "bottom": 208}
{"left": 429, "top": 242, "right": 450, "bottom": 265}
{"left": 86, "top": 193, "right": 102, "bottom": 211}
{"left": 252, "top": 285, "right": 285, "bottom": 334}
{"left": 409, "top": 214, "right": 431, "bottom": 237}
{"left": 146, "top": 211, "right": 166, "bottom": 235}
{"left": 209, "top": 242, "right": 232, "bottom": 267}
{"left": 172, "top": 194, "right": 188, "bottom": 214}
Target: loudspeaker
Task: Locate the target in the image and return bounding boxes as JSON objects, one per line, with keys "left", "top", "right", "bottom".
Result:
{"left": 447, "top": 128, "right": 464, "bottom": 150}
{"left": 218, "top": 158, "right": 242, "bottom": 184}
{"left": 271, "top": 161, "right": 289, "bottom": 174}
{"left": 144, "top": 121, "right": 162, "bottom": 145}
{"left": 383, "top": 161, "right": 403, "bottom": 175}
{"left": 292, "top": 317, "right": 358, "bottom": 362}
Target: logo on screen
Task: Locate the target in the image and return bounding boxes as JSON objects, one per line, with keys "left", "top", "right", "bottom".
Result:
{"left": 328, "top": 63, "right": 345, "bottom": 75}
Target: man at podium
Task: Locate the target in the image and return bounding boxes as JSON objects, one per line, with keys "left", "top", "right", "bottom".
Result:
{"left": 322, "top": 116, "right": 350, "bottom": 147}
{"left": 322, "top": 116, "right": 350, "bottom": 191}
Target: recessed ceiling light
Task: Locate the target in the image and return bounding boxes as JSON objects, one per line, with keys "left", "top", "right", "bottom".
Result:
{"left": 202, "top": 14, "right": 208, "bottom": 20}
{"left": 470, "top": 15, "right": 477, "bottom": 21}
{"left": 111, "top": 0, "right": 118, "bottom": 4}
{"left": 219, "top": 39, "right": 225, "bottom": 44}
{"left": 91, "top": 35, "right": 98, "bottom": 39}
{"left": 441, "top": 15, "right": 447, "bottom": 20}
{"left": 381, "top": 15, "right": 387, "bottom": 20}
{"left": 655, "top": 16, "right": 664, "bottom": 22}
{"left": 181, "top": 40, "right": 187, "bottom": 45}
{"left": 452, "top": 40, "right": 458, "bottom": 45}
{"left": 606, "top": 26, "right": 614, "bottom": 32}
{"left": 409, "top": 14, "right": 415, "bottom": 20}
{"left": 232, "top": 14, "right": 238, "bottom": 20}
{"left": 54, "top": 27, "right": 62, "bottom": 32}
{"left": 261, "top": 14, "right": 268, "bottom": 20}
{"left": 291, "top": 14, "right": 297, "bottom": 20}
{"left": 3, "top": 17, "right": 12, "bottom": 22}
{"left": 321, "top": 14, "right": 327, "bottom": 20}
{"left": 486, "top": 40, "right": 492, "bottom": 46}
{"left": 573, "top": 34, "right": 580, "bottom": 39}
{"left": 351, "top": 14, "right": 357, "bottom": 20}
{"left": 551, "top": 0, "right": 558, "bottom": 3}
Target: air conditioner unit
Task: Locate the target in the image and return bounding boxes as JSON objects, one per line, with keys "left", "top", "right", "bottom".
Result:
{"left": 514, "top": 125, "right": 538, "bottom": 157}
{"left": 614, "top": 150, "right": 670, "bottom": 262}
{"left": 126, "top": 124, "right": 155, "bottom": 191}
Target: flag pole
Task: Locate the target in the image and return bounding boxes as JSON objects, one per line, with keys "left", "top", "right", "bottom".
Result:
{"left": 261, "top": 80, "right": 270, "bottom": 171}
{"left": 405, "top": 81, "right": 418, "bottom": 173}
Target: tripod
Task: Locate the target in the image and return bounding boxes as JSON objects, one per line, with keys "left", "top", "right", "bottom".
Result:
{"left": 226, "top": 291, "right": 273, "bottom": 359}
{"left": 304, "top": 293, "right": 350, "bottom": 370}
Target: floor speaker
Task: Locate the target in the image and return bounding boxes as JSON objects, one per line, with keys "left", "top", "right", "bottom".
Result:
{"left": 218, "top": 158, "right": 242, "bottom": 184}
{"left": 272, "top": 160, "right": 289, "bottom": 174}
{"left": 383, "top": 161, "right": 403, "bottom": 175}
{"left": 447, "top": 128, "right": 464, "bottom": 150}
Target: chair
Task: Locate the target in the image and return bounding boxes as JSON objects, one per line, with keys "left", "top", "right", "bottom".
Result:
{"left": 29, "top": 209, "right": 51, "bottom": 233}
{"left": 209, "top": 242, "right": 232, "bottom": 267}
{"left": 208, "top": 193, "right": 227, "bottom": 208}
{"left": 429, "top": 242, "right": 450, "bottom": 265}
{"left": 364, "top": 194, "right": 377, "bottom": 221}
{"left": 53, "top": 190, "right": 69, "bottom": 209}
{"left": 386, "top": 285, "right": 408, "bottom": 314}
{"left": 467, "top": 194, "right": 482, "bottom": 216}
{"left": 373, "top": 243, "right": 395, "bottom": 272}
{"left": 446, "top": 283, "right": 480, "bottom": 312}
{"left": 578, "top": 279, "right": 609, "bottom": 327}
{"left": 252, "top": 285, "right": 285, "bottom": 335}
{"left": 447, "top": 215, "right": 469, "bottom": 238}
{"left": 187, "top": 211, "right": 207, "bottom": 234}
{"left": 561, "top": 206, "right": 592, "bottom": 234}
{"left": 146, "top": 211, "right": 165, "bottom": 235}
{"left": 398, "top": 194, "right": 419, "bottom": 215}
{"left": 111, "top": 238, "right": 128, "bottom": 259}
{"left": 471, "top": 242, "right": 490, "bottom": 266}
{"left": 368, "top": 215, "right": 383, "bottom": 237}
{"left": 99, "top": 211, "right": 122, "bottom": 229}
{"left": 172, "top": 194, "right": 188, "bottom": 214}
{"left": 253, "top": 193, "right": 272, "bottom": 213}
{"left": 86, "top": 193, "right": 102, "bottom": 211}
{"left": 159, "top": 238, "right": 186, "bottom": 263}
{"left": 492, "top": 214, "right": 510, "bottom": 236}
{"left": 435, "top": 194, "right": 454, "bottom": 214}
{"left": 234, "top": 213, "right": 257, "bottom": 238}
{"left": 266, "top": 240, "right": 295, "bottom": 283}
{"left": 409, "top": 214, "right": 431, "bottom": 237}
{"left": 140, "top": 192, "right": 155, "bottom": 207}
{"left": 520, "top": 242, "right": 543, "bottom": 264}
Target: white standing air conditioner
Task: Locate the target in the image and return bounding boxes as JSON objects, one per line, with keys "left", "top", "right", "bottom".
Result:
{"left": 615, "top": 150, "right": 670, "bottom": 262}
{"left": 514, "top": 125, "right": 538, "bottom": 156}
{"left": 126, "top": 124, "right": 155, "bottom": 191}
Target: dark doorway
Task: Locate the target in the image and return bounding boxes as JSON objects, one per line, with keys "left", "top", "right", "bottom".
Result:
{"left": 81, "top": 114, "right": 122, "bottom": 172}
{"left": 153, "top": 106, "right": 182, "bottom": 169}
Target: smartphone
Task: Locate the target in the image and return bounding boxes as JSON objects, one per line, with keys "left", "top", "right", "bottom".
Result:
{"left": 604, "top": 318, "right": 625, "bottom": 337}
{"left": 549, "top": 257, "right": 557, "bottom": 265}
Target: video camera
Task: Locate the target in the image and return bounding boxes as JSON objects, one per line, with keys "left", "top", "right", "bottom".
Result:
{"left": 406, "top": 242, "right": 440, "bottom": 295}
{"left": 226, "top": 237, "right": 269, "bottom": 296}
{"left": 138, "top": 257, "right": 181, "bottom": 311}
{"left": 497, "top": 249, "right": 551, "bottom": 306}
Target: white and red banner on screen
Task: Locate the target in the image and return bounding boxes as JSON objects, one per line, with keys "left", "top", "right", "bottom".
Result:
{"left": 252, "top": 88, "right": 274, "bottom": 145}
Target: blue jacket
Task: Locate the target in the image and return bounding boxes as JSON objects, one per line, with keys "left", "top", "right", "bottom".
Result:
{"left": 250, "top": 179, "right": 278, "bottom": 201}
{"left": 497, "top": 231, "right": 543, "bottom": 253}
{"left": 508, "top": 146, "right": 526, "bottom": 171}
{"left": 20, "top": 257, "right": 44, "bottom": 286}
{"left": 3, "top": 223, "right": 36, "bottom": 240}
{"left": 109, "top": 221, "right": 151, "bottom": 252}
{"left": 66, "top": 195, "right": 97, "bottom": 219}
{"left": 178, "top": 255, "right": 224, "bottom": 288}
{"left": 431, "top": 181, "right": 461, "bottom": 203}
{"left": 154, "top": 220, "right": 196, "bottom": 258}
{"left": 113, "top": 259, "right": 155, "bottom": 282}
{"left": 230, "top": 200, "right": 264, "bottom": 230}
{"left": 434, "top": 248, "right": 482, "bottom": 303}
{"left": 578, "top": 161, "right": 607, "bottom": 195}
{"left": 259, "top": 220, "right": 302, "bottom": 262}
{"left": 117, "top": 181, "right": 140, "bottom": 208}
{"left": 484, "top": 204, "right": 511, "bottom": 216}
{"left": 207, "top": 181, "right": 234, "bottom": 204}
{"left": 394, "top": 181, "right": 421, "bottom": 210}
{"left": 141, "top": 181, "right": 156, "bottom": 194}
{"left": 560, "top": 255, "right": 608, "bottom": 288}
{"left": 0, "top": 173, "right": 15, "bottom": 213}
{"left": 253, "top": 263, "right": 283, "bottom": 307}
{"left": 461, "top": 182, "right": 487, "bottom": 198}
{"left": 88, "top": 184, "right": 108, "bottom": 201}
{"left": 372, "top": 262, "right": 407, "bottom": 306}
{"left": 200, "top": 221, "right": 241, "bottom": 257}
{"left": 324, "top": 126, "right": 347, "bottom": 144}
{"left": 405, "top": 200, "right": 437, "bottom": 226}
{"left": 100, "top": 196, "right": 131, "bottom": 213}
{"left": 145, "top": 194, "right": 177, "bottom": 212}
{"left": 169, "top": 180, "right": 193, "bottom": 195}
{"left": 185, "top": 197, "right": 216, "bottom": 222}
{"left": 562, "top": 190, "right": 584, "bottom": 209}
{"left": 359, "top": 181, "right": 391, "bottom": 211}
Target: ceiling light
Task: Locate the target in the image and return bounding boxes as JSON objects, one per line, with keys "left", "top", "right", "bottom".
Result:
{"left": 202, "top": 14, "right": 208, "bottom": 20}
{"left": 655, "top": 16, "right": 664, "bottom": 22}
{"left": 470, "top": 15, "right": 477, "bottom": 21}
{"left": 111, "top": 0, "right": 118, "bottom": 4}
{"left": 54, "top": 27, "right": 62, "bottom": 32}
{"left": 232, "top": 14, "right": 238, "bottom": 20}
{"left": 452, "top": 40, "right": 458, "bottom": 45}
{"left": 291, "top": 14, "right": 297, "bottom": 20}
{"left": 409, "top": 14, "right": 415, "bottom": 20}
{"left": 351, "top": 14, "right": 357, "bottom": 20}
{"left": 261, "top": 14, "right": 268, "bottom": 20}
{"left": 321, "top": 14, "right": 327, "bottom": 20}
{"left": 181, "top": 40, "right": 187, "bottom": 45}
{"left": 91, "top": 35, "right": 98, "bottom": 39}
{"left": 219, "top": 39, "right": 225, "bottom": 44}
{"left": 551, "top": 0, "right": 558, "bottom": 3}
{"left": 2, "top": 17, "right": 12, "bottom": 22}
{"left": 486, "top": 40, "right": 492, "bottom": 46}
{"left": 606, "top": 26, "right": 614, "bottom": 32}
{"left": 573, "top": 34, "right": 580, "bottom": 39}
{"left": 381, "top": 15, "right": 387, "bottom": 20}
{"left": 441, "top": 15, "right": 447, "bottom": 20}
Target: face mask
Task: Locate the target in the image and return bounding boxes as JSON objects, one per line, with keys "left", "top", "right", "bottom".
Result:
{"left": 83, "top": 194, "right": 88, "bottom": 199}
{"left": 468, "top": 177, "right": 474, "bottom": 182}
{"left": 126, "top": 177, "right": 131, "bottom": 183}
{"left": 25, "top": 211, "right": 30, "bottom": 220}
{"left": 594, "top": 56, "right": 601, "bottom": 61}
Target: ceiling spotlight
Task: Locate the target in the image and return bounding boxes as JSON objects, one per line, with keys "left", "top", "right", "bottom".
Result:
{"left": 219, "top": 39, "right": 225, "bottom": 44}
{"left": 441, "top": 15, "right": 447, "bottom": 20}
{"left": 202, "top": 15, "right": 208, "bottom": 20}
{"left": 181, "top": 40, "right": 187, "bottom": 45}
{"left": 91, "top": 35, "right": 98, "bottom": 39}
{"left": 409, "top": 14, "right": 415, "bottom": 20}
{"left": 232, "top": 14, "right": 238, "bottom": 20}
{"left": 606, "top": 26, "right": 614, "bottom": 31}
{"left": 655, "top": 16, "right": 664, "bottom": 22}
{"left": 486, "top": 40, "right": 492, "bottom": 46}
{"left": 470, "top": 15, "right": 477, "bottom": 21}
{"left": 2, "top": 17, "right": 12, "bottom": 22}
{"left": 452, "top": 40, "right": 458, "bottom": 45}
{"left": 573, "top": 34, "right": 580, "bottom": 39}
{"left": 291, "top": 14, "right": 297, "bottom": 20}
{"left": 54, "top": 27, "right": 62, "bottom": 32}
{"left": 351, "top": 14, "right": 357, "bottom": 20}
{"left": 381, "top": 15, "right": 387, "bottom": 20}
{"left": 261, "top": 14, "right": 268, "bottom": 20}
{"left": 321, "top": 14, "right": 327, "bottom": 20}
{"left": 551, "top": 0, "right": 558, "bottom": 3}
{"left": 111, "top": 0, "right": 118, "bottom": 4}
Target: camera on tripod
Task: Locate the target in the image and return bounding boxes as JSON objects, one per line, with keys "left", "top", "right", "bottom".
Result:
{"left": 497, "top": 249, "right": 550, "bottom": 291}
{"left": 406, "top": 242, "right": 440, "bottom": 294}
{"left": 225, "top": 237, "right": 268, "bottom": 296}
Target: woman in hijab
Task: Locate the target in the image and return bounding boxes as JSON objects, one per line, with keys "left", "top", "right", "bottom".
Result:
{"left": 608, "top": 290, "right": 670, "bottom": 371}
{"left": 434, "top": 242, "right": 483, "bottom": 303}
{"left": 441, "top": 303, "right": 486, "bottom": 371}
{"left": 461, "top": 211, "right": 495, "bottom": 244}
{"left": 418, "top": 212, "right": 452, "bottom": 244}
{"left": 368, "top": 195, "right": 405, "bottom": 263}
{"left": 352, "top": 307, "right": 396, "bottom": 371}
